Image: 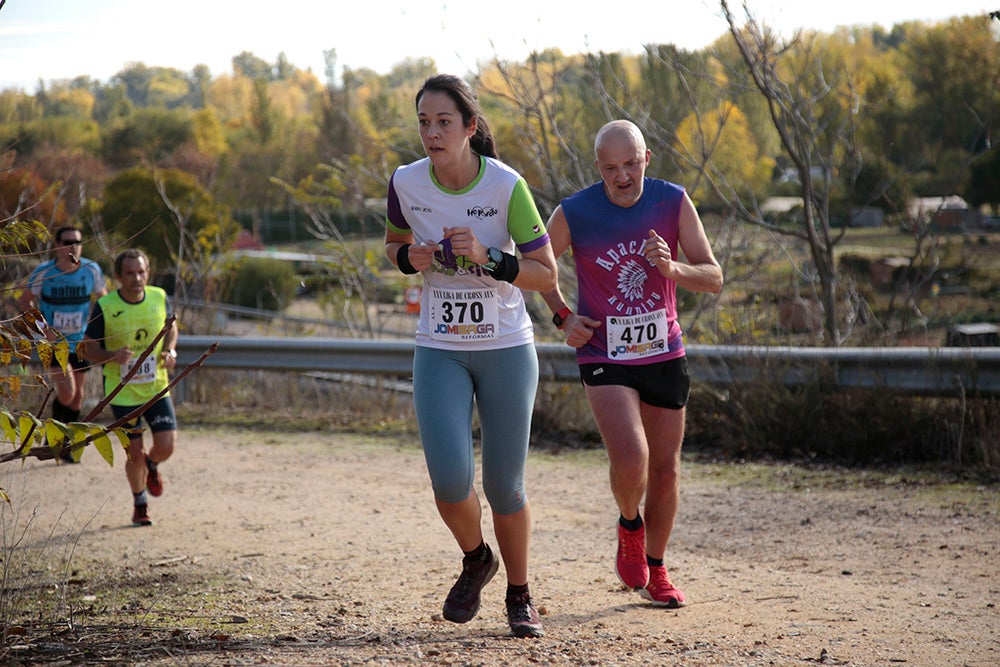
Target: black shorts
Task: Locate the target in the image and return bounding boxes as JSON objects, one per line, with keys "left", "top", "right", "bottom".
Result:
{"left": 44, "top": 351, "right": 93, "bottom": 372}
{"left": 111, "top": 396, "right": 177, "bottom": 436}
{"left": 579, "top": 356, "right": 691, "bottom": 410}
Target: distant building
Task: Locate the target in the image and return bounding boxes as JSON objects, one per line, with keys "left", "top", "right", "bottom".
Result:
{"left": 230, "top": 229, "right": 265, "bottom": 251}
{"left": 907, "top": 195, "right": 968, "bottom": 219}
{"left": 907, "top": 195, "right": 981, "bottom": 231}
{"left": 849, "top": 207, "right": 884, "bottom": 227}
{"left": 870, "top": 257, "right": 910, "bottom": 290}
{"left": 762, "top": 199, "right": 885, "bottom": 228}
{"left": 946, "top": 323, "right": 1000, "bottom": 347}
{"left": 761, "top": 197, "right": 803, "bottom": 216}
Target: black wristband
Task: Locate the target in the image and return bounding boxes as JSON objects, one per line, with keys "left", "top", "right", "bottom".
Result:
{"left": 396, "top": 244, "right": 419, "bottom": 275}
{"left": 487, "top": 251, "right": 520, "bottom": 283}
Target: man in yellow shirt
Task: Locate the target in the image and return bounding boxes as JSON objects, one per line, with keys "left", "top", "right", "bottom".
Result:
{"left": 83, "top": 249, "right": 179, "bottom": 527}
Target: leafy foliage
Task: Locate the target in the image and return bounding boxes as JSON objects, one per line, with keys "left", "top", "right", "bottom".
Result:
{"left": 0, "top": 13, "right": 997, "bottom": 353}
{"left": 1, "top": 216, "right": 157, "bottom": 503}
{"left": 96, "top": 166, "right": 239, "bottom": 270}
{"left": 225, "top": 256, "right": 298, "bottom": 311}
{"left": 102, "top": 107, "right": 194, "bottom": 166}
{"left": 0, "top": 304, "right": 132, "bottom": 502}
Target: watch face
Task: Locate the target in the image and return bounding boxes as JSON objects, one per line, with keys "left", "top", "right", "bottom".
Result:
{"left": 488, "top": 247, "right": 503, "bottom": 264}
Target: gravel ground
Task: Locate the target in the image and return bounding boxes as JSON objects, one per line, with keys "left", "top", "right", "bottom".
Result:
{"left": 1, "top": 427, "right": 997, "bottom": 666}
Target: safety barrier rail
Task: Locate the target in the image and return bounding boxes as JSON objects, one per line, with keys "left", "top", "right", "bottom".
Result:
{"left": 175, "top": 336, "right": 1000, "bottom": 398}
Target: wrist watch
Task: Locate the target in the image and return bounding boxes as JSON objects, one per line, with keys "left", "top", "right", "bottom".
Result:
{"left": 482, "top": 247, "right": 504, "bottom": 272}
{"left": 552, "top": 307, "right": 572, "bottom": 329}
{"left": 165, "top": 349, "right": 177, "bottom": 359}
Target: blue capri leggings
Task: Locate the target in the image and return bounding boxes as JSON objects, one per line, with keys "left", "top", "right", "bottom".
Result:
{"left": 413, "top": 343, "right": 538, "bottom": 515}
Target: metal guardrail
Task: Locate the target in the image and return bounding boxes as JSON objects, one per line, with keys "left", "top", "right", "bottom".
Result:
{"left": 175, "top": 336, "right": 1000, "bottom": 398}
{"left": 175, "top": 298, "right": 413, "bottom": 338}
{"left": 686, "top": 345, "right": 1000, "bottom": 397}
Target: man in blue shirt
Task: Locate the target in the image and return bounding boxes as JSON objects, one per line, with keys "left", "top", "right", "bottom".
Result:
{"left": 19, "top": 226, "right": 107, "bottom": 460}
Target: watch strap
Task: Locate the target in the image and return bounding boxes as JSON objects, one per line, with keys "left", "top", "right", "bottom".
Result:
{"left": 483, "top": 247, "right": 501, "bottom": 271}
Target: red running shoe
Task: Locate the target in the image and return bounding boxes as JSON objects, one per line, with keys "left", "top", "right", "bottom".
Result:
{"left": 145, "top": 457, "right": 163, "bottom": 497}
{"left": 640, "top": 565, "right": 686, "bottom": 608}
{"left": 615, "top": 523, "right": 649, "bottom": 589}
{"left": 132, "top": 504, "right": 153, "bottom": 527}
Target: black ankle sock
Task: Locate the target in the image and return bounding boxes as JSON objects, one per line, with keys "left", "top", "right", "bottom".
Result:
{"left": 146, "top": 457, "right": 158, "bottom": 472}
{"left": 52, "top": 400, "right": 80, "bottom": 423}
{"left": 619, "top": 514, "right": 643, "bottom": 531}
{"left": 646, "top": 555, "right": 664, "bottom": 567}
{"left": 506, "top": 582, "right": 529, "bottom": 599}
{"left": 463, "top": 541, "right": 489, "bottom": 561}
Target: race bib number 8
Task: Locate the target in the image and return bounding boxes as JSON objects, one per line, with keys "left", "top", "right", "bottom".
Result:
{"left": 429, "top": 288, "right": 499, "bottom": 342}
{"left": 606, "top": 309, "right": 669, "bottom": 360}
{"left": 121, "top": 354, "right": 158, "bottom": 384}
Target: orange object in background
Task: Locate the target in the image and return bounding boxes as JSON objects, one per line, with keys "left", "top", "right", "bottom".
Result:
{"left": 404, "top": 285, "right": 421, "bottom": 314}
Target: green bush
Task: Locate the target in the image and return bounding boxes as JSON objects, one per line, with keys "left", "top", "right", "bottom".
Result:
{"left": 225, "top": 257, "right": 298, "bottom": 311}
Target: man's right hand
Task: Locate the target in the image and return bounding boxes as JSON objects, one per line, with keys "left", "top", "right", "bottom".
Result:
{"left": 563, "top": 313, "right": 600, "bottom": 348}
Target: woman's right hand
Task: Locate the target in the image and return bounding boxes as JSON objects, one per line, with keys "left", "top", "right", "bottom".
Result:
{"left": 405, "top": 241, "right": 439, "bottom": 272}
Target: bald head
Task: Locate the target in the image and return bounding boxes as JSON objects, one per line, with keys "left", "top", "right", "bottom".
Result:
{"left": 594, "top": 120, "right": 647, "bottom": 157}
{"left": 592, "top": 120, "right": 650, "bottom": 208}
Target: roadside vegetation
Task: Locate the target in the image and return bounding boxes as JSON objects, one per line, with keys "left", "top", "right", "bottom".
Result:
{"left": 0, "top": 7, "right": 998, "bottom": 659}
{"left": 2, "top": 8, "right": 998, "bottom": 345}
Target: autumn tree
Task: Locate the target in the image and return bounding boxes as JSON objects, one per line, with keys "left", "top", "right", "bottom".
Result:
{"left": 674, "top": 101, "right": 775, "bottom": 209}
{"left": 95, "top": 166, "right": 238, "bottom": 279}
{"left": 111, "top": 63, "right": 199, "bottom": 109}
{"left": 101, "top": 107, "right": 194, "bottom": 167}
{"left": 898, "top": 16, "right": 1000, "bottom": 196}
{"left": 272, "top": 166, "right": 383, "bottom": 337}
{"left": 968, "top": 147, "right": 1000, "bottom": 213}
{"left": 478, "top": 50, "right": 594, "bottom": 213}
{"left": 3, "top": 15, "right": 996, "bottom": 348}
{"left": 715, "top": 2, "right": 880, "bottom": 344}
{"left": 0, "top": 161, "right": 70, "bottom": 237}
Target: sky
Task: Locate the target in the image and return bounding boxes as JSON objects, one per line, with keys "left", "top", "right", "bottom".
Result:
{"left": 0, "top": 0, "right": 994, "bottom": 91}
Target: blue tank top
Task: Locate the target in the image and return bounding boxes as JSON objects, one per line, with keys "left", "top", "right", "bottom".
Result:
{"left": 562, "top": 178, "right": 686, "bottom": 365}
{"left": 25, "top": 258, "right": 105, "bottom": 344}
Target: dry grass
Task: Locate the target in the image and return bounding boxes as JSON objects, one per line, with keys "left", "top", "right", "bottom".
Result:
{"left": 169, "top": 365, "right": 1000, "bottom": 479}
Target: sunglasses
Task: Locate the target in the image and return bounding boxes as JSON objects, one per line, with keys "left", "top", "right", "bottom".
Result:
{"left": 60, "top": 239, "right": 83, "bottom": 246}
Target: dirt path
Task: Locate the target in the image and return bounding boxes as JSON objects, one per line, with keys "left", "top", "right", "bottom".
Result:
{"left": 4, "top": 428, "right": 998, "bottom": 666}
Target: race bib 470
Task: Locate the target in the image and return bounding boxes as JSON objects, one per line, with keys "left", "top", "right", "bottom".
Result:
{"left": 606, "top": 309, "right": 668, "bottom": 360}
